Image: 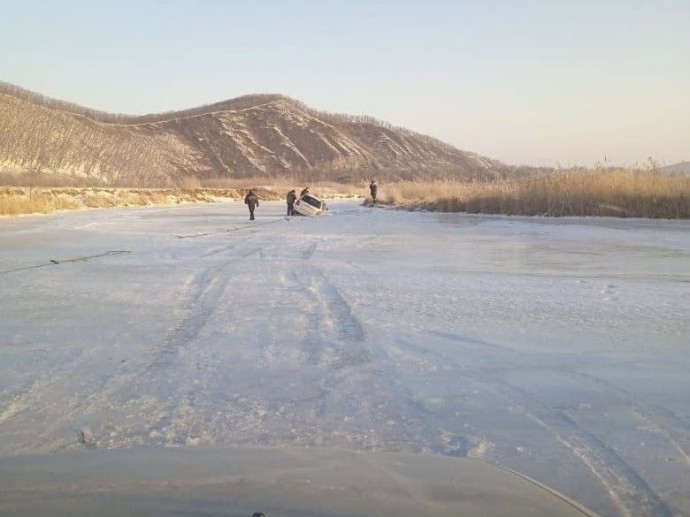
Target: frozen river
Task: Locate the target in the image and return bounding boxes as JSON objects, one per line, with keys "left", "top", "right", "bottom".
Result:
{"left": 1, "top": 200, "right": 689, "bottom": 516}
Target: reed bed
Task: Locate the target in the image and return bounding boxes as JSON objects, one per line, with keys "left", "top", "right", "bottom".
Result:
{"left": 0, "top": 187, "right": 281, "bottom": 217}
{"left": 378, "top": 170, "right": 690, "bottom": 219}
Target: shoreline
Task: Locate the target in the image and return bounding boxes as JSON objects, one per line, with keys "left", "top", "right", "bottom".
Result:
{"left": 0, "top": 186, "right": 361, "bottom": 217}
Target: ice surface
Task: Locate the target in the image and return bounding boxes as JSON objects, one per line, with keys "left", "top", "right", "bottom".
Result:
{"left": 1, "top": 200, "right": 689, "bottom": 516}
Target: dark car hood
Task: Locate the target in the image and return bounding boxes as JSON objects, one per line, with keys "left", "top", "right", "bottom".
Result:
{"left": 0, "top": 447, "right": 597, "bottom": 516}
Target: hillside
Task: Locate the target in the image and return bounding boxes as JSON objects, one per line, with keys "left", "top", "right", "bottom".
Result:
{"left": 659, "top": 161, "right": 690, "bottom": 175}
{"left": 0, "top": 82, "right": 506, "bottom": 185}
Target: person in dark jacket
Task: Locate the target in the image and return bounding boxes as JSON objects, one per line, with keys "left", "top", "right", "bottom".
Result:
{"left": 244, "top": 189, "right": 259, "bottom": 220}
{"left": 369, "top": 179, "right": 378, "bottom": 202}
{"left": 300, "top": 186, "right": 309, "bottom": 197}
{"left": 286, "top": 189, "right": 297, "bottom": 216}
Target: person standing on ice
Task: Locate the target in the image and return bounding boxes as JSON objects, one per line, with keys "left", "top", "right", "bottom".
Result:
{"left": 300, "top": 186, "right": 309, "bottom": 197}
{"left": 286, "top": 189, "right": 297, "bottom": 216}
{"left": 369, "top": 179, "right": 378, "bottom": 202}
{"left": 244, "top": 189, "right": 259, "bottom": 220}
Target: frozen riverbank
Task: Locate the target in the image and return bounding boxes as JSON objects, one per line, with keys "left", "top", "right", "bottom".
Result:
{"left": 1, "top": 200, "right": 688, "bottom": 516}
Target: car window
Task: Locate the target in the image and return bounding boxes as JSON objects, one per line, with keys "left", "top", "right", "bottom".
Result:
{"left": 302, "top": 195, "right": 322, "bottom": 208}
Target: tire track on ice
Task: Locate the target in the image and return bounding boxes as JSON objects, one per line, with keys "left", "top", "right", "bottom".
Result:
{"left": 0, "top": 353, "right": 75, "bottom": 425}
{"left": 288, "top": 266, "right": 367, "bottom": 369}
{"left": 283, "top": 265, "right": 397, "bottom": 450}
{"left": 31, "top": 254, "right": 243, "bottom": 451}
{"left": 487, "top": 379, "right": 673, "bottom": 517}
{"left": 398, "top": 333, "right": 672, "bottom": 517}
{"left": 137, "top": 240, "right": 321, "bottom": 448}
{"left": 568, "top": 370, "right": 690, "bottom": 468}
{"left": 151, "top": 240, "right": 260, "bottom": 368}
{"left": 301, "top": 241, "right": 318, "bottom": 260}
{"left": 117, "top": 251, "right": 257, "bottom": 447}
{"left": 284, "top": 268, "right": 322, "bottom": 366}
{"left": 147, "top": 263, "right": 233, "bottom": 371}
{"left": 287, "top": 267, "right": 448, "bottom": 453}
{"left": 141, "top": 243, "right": 287, "bottom": 448}
{"left": 286, "top": 262, "right": 462, "bottom": 454}
{"left": 383, "top": 335, "right": 473, "bottom": 455}
{"left": 0, "top": 347, "right": 89, "bottom": 454}
{"left": 38, "top": 263, "right": 234, "bottom": 448}
{"left": 433, "top": 330, "right": 690, "bottom": 469}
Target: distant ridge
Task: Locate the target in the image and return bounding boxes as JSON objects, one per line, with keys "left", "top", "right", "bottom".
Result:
{"left": 0, "top": 81, "right": 285, "bottom": 124}
{"left": 659, "top": 161, "right": 690, "bottom": 175}
{"left": 0, "top": 81, "right": 506, "bottom": 185}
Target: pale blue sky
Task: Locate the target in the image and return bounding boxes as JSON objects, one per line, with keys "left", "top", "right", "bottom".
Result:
{"left": 1, "top": 0, "right": 688, "bottom": 166}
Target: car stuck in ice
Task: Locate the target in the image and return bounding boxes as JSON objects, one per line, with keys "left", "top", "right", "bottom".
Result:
{"left": 294, "top": 193, "right": 326, "bottom": 216}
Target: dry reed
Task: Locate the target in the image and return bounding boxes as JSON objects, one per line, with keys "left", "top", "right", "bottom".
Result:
{"left": 378, "top": 170, "right": 689, "bottom": 219}
{"left": 0, "top": 187, "right": 259, "bottom": 217}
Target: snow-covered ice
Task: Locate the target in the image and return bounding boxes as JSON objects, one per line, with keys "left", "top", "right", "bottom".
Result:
{"left": 1, "top": 200, "right": 689, "bottom": 516}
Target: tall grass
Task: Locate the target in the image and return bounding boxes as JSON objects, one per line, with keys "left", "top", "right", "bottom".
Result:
{"left": 0, "top": 179, "right": 364, "bottom": 217}
{"left": 379, "top": 169, "right": 690, "bottom": 219}
{"left": 0, "top": 187, "right": 278, "bottom": 217}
